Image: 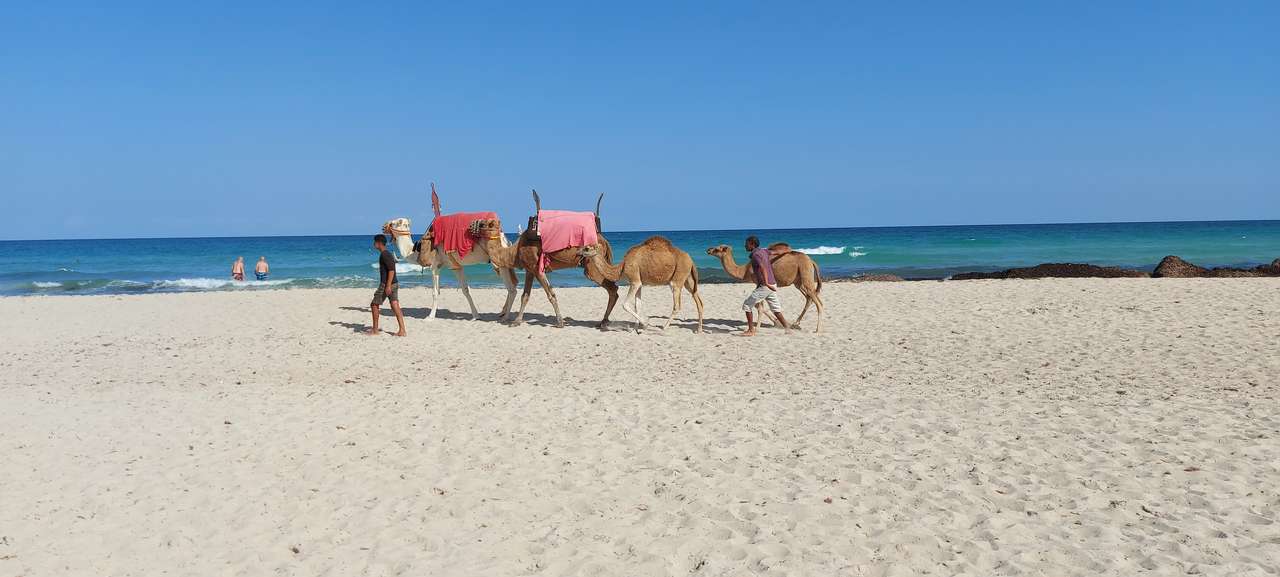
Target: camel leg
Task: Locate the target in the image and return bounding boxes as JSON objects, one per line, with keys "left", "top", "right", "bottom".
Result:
{"left": 513, "top": 269, "right": 536, "bottom": 326}
{"left": 685, "top": 277, "right": 704, "bottom": 334}
{"left": 662, "top": 282, "right": 680, "bottom": 331}
{"left": 497, "top": 267, "right": 518, "bottom": 321}
{"left": 757, "top": 302, "right": 782, "bottom": 327}
{"left": 635, "top": 286, "right": 644, "bottom": 325}
{"left": 428, "top": 265, "right": 441, "bottom": 320}
{"left": 791, "top": 283, "right": 823, "bottom": 332}
{"left": 792, "top": 286, "right": 812, "bottom": 330}
{"left": 597, "top": 280, "right": 619, "bottom": 330}
{"left": 810, "top": 288, "right": 824, "bottom": 333}
{"left": 620, "top": 282, "right": 645, "bottom": 332}
{"left": 535, "top": 271, "right": 564, "bottom": 328}
{"left": 453, "top": 265, "right": 479, "bottom": 320}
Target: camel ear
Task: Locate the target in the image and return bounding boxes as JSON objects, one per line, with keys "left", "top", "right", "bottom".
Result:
{"left": 532, "top": 189, "right": 541, "bottom": 213}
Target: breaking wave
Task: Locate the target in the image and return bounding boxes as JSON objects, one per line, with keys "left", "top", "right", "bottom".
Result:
{"left": 794, "top": 245, "right": 846, "bottom": 255}
{"left": 154, "top": 277, "right": 299, "bottom": 290}
{"left": 371, "top": 262, "right": 428, "bottom": 274}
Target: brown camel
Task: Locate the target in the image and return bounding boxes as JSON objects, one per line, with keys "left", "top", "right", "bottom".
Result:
{"left": 578, "top": 236, "right": 705, "bottom": 333}
{"left": 705, "top": 244, "right": 824, "bottom": 332}
{"left": 471, "top": 192, "right": 621, "bottom": 328}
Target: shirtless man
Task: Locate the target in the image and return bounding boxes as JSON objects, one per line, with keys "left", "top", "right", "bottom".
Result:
{"left": 740, "top": 235, "right": 790, "bottom": 336}
{"left": 254, "top": 256, "right": 270, "bottom": 281}
{"left": 231, "top": 257, "right": 245, "bottom": 281}
{"left": 369, "top": 234, "right": 407, "bottom": 337}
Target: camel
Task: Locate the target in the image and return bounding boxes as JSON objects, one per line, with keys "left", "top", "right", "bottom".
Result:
{"left": 471, "top": 191, "right": 621, "bottom": 328}
{"left": 577, "top": 236, "right": 705, "bottom": 333}
{"left": 705, "top": 244, "right": 824, "bottom": 332}
{"left": 381, "top": 186, "right": 518, "bottom": 320}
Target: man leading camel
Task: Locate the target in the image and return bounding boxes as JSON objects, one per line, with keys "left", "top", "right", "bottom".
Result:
{"left": 370, "top": 234, "right": 407, "bottom": 337}
{"left": 740, "top": 235, "right": 789, "bottom": 337}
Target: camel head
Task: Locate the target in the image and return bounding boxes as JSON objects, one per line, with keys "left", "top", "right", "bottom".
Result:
{"left": 706, "top": 244, "right": 733, "bottom": 257}
{"left": 578, "top": 244, "right": 602, "bottom": 264}
{"left": 471, "top": 218, "right": 505, "bottom": 241}
{"left": 382, "top": 218, "right": 416, "bottom": 259}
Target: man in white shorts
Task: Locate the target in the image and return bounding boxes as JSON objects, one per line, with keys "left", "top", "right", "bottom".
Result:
{"left": 740, "top": 235, "right": 790, "bottom": 336}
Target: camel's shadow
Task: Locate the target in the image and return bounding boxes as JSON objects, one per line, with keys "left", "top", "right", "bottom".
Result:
{"left": 338, "top": 305, "right": 603, "bottom": 329}
{"left": 337, "top": 307, "right": 764, "bottom": 334}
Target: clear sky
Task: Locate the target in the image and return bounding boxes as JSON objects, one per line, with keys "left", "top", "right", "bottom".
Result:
{"left": 2, "top": 2, "right": 1277, "bottom": 239}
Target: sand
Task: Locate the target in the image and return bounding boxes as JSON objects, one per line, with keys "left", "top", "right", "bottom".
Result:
{"left": 2, "top": 279, "right": 1278, "bottom": 576}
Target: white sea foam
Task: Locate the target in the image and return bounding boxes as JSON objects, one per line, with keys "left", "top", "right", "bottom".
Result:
{"left": 794, "top": 246, "right": 846, "bottom": 255}
{"left": 155, "top": 278, "right": 296, "bottom": 290}
{"left": 371, "top": 262, "right": 427, "bottom": 273}
{"left": 107, "top": 280, "right": 150, "bottom": 288}
{"left": 848, "top": 251, "right": 868, "bottom": 258}
{"left": 32, "top": 281, "right": 62, "bottom": 288}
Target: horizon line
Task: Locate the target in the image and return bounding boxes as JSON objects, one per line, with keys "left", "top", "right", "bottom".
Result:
{"left": 2, "top": 217, "right": 1277, "bottom": 243}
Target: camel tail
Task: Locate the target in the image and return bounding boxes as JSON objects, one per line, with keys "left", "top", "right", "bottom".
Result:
{"left": 814, "top": 260, "right": 823, "bottom": 294}
{"left": 691, "top": 262, "right": 700, "bottom": 293}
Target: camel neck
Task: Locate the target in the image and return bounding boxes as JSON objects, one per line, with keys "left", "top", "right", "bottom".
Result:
{"left": 718, "top": 251, "right": 750, "bottom": 280}
{"left": 484, "top": 237, "right": 516, "bottom": 269}
{"left": 587, "top": 254, "right": 623, "bottom": 283}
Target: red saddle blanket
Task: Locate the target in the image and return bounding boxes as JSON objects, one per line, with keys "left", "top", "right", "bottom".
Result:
{"left": 429, "top": 211, "right": 497, "bottom": 259}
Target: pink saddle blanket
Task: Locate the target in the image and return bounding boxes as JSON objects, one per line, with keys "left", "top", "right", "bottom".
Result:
{"left": 536, "top": 210, "right": 598, "bottom": 273}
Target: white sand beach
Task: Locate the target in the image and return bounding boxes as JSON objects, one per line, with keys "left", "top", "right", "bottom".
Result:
{"left": 2, "top": 279, "right": 1278, "bottom": 576}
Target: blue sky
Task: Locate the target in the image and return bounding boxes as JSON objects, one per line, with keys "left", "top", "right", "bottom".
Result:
{"left": 2, "top": 1, "right": 1277, "bottom": 239}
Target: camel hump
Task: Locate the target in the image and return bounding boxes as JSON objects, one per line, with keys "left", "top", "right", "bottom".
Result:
{"left": 639, "top": 236, "right": 675, "bottom": 250}
{"left": 767, "top": 242, "right": 793, "bottom": 257}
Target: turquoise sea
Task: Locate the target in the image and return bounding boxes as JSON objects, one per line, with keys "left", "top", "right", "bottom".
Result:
{"left": 2, "top": 220, "right": 1278, "bottom": 296}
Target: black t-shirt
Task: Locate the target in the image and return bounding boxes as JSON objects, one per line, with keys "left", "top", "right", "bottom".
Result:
{"left": 379, "top": 249, "right": 396, "bottom": 286}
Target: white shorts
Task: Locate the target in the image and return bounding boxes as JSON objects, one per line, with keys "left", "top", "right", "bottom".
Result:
{"left": 743, "top": 285, "right": 782, "bottom": 313}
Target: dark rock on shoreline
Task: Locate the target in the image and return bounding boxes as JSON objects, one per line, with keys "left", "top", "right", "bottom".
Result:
{"left": 847, "top": 274, "right": 906, "bottom": 283}
{"left": 1153, "top": 255, "right": 1280, "bottom": 278}
{"left": 1152, "top": 256, "right": 1207, "bottom": 278}
{"left": 951, "top": 263, "right": 1149, "bottom": 280}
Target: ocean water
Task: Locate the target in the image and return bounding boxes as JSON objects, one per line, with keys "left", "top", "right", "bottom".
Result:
{"left": 2, "top": 220, "right": 1278, "bottom": 296}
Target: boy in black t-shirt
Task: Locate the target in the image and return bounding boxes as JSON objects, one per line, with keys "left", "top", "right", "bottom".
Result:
{"left": 370, "top": 234, "right": 407, "bottom": 337}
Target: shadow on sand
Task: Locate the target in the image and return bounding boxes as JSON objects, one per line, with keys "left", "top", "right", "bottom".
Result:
{"left": 336, "top": 305, "right": 752, "bottom": 333}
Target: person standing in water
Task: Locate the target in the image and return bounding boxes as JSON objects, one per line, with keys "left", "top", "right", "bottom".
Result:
{"left": 369, "top": 234, "right": 407, "bottom": 337}
{"left": 254, "top": 256, "right": 270, "bottom": 281}
{"left": 231, "top": 257, "right": 245, "bottom": 281}
{"left": 740, "top": 235, "right": 790, "bottom": 336}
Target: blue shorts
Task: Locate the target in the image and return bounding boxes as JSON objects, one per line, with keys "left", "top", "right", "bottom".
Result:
{"left": 255, "top": 272, "right": 268, "bottom": 281}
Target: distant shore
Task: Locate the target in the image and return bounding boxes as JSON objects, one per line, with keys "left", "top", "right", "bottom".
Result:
{"left": 4, "top": 220, "right": 1279, "bottom": 296}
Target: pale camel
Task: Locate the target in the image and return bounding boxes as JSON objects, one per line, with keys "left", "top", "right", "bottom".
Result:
{"left": 382, "top": 210, "right": 517, "bottom": 321}
{"left": 471, "top": 192, "right": 621, "bottom": 328}
{"left": 578, "top": 236, "right": 705, "bottom": 333}
{"left": 705, "top": 244, "right": 824, "bottom": 332}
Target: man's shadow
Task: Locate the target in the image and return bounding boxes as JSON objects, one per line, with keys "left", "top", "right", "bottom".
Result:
{"left": 328, "top": 320, "right": 370, "bottom": 333}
